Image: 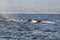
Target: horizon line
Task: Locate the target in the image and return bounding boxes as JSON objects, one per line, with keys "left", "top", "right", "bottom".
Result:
{"left": 0, "top": 12, "right": 60, "bottom": 14}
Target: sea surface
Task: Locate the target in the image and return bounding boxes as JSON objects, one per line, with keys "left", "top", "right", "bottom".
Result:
{"left": 0, "top": 14, "right": 60, "bottom": 40}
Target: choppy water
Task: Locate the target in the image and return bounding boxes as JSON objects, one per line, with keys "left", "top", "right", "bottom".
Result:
{"left": 0, "top": 14, "right": 60, "bottom": 40}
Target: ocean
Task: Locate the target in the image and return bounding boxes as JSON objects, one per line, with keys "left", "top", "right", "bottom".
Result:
{"left": 0, "top": 14, "right": 60, "bottom": 40}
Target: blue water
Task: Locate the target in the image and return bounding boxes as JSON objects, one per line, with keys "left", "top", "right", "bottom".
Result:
{"left": 0, "top": 14, "right": 60, "bottom": 40}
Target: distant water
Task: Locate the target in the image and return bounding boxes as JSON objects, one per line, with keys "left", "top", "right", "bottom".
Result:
{"left": 0, "top": 14, "right": 60, "bottom": 40}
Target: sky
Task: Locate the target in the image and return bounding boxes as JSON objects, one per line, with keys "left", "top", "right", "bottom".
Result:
{"left": 0, "top": 0, "right": 60, "bottom": 13}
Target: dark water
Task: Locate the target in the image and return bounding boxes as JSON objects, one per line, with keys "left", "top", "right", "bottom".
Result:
{"left": 0, "top": 14, "right": 60, "bottom": 40}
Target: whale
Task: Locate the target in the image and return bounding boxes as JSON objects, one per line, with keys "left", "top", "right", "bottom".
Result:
{"left": 0, "top": 17, "right": 55, "bottom": 24}
{"left": 27, "top": 19, "right": 55, "bottom": 24}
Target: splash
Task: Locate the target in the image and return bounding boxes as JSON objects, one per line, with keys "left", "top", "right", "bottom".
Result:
{"left": 0, "top": 16, "right": 24, "bottom": 23}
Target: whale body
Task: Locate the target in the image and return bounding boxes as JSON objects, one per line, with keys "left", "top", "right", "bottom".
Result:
{"left": 27, "top": 19, "right": 55, "bottom": 24}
